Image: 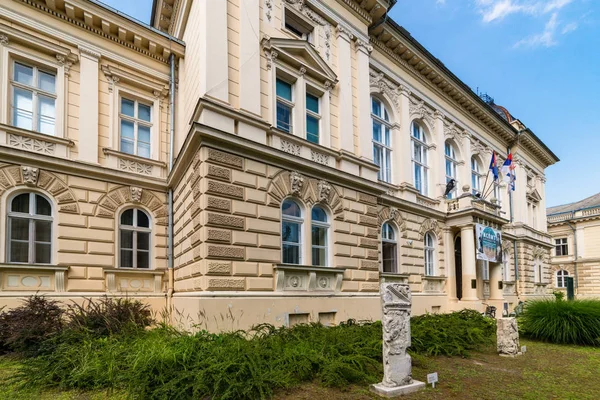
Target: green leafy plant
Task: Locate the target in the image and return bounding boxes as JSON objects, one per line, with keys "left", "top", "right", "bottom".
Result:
{"left": 553, "top": 291, "right": 565, "bottom": 301}
{"left": 519, "top": 299, "right": 600, "bottom": 346}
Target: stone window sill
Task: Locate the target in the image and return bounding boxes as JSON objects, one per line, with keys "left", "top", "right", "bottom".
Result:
{"left": 0, "top": 263, "right": 68, "bottom": 271}
{"left": 103, "top": 268, "right": 165, "bottom": 275}
{"left": 274, "top": 264, "right": 345, "bottom": 292}
{"left": 423, "top": 275, "right": 446, "bottom": 281}
{"left": 103, "top": 148, "right": 166, "bottom": 167}
{"left": 0, "top": 264, "right": 67, "bottom": 292}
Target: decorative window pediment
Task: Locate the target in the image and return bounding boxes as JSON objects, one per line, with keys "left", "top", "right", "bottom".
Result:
{"left": 526, "top": 188, "right": 542, "bottom": 202}
{"left": 262, "top": 37, "right": 337, "bottom": 86}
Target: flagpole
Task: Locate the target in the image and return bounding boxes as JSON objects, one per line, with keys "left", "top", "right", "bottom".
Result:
{"left": 483, "top": 179, "right": 497, "bottom": 200}
{"left": 480, "top": 170, "right": 491, "bottom": 198}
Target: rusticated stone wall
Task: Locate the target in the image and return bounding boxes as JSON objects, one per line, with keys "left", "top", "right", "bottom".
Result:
{"left": 171, "top": 146, "right": 384, "bottom": 292}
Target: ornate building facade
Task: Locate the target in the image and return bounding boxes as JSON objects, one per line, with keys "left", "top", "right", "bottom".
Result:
{"left": 0, "top": 0, "right": 557, "bottom": 330}
{"left": 547, "top": 193, "right": 600, "bottom": 297}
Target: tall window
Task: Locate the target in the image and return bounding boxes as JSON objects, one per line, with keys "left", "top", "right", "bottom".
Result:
{"left": 555, "top": 238, "right": 568, "bottom": 256}
{"left": 534, "top": 258, "right": 543, "bottom": 283}
{"left": 276, "top": 79, "right": 293, "bottom": 133}
{"left": 445, "top": 141, "right": 458, "bottom": 199}
{"left": 502, "top": 250, "right": 510, "bottom": 281}
{"left": 11, "top": 61, "right": 56, "bottom": 135}
{"left": 382, "top": 222, "right": 397, "bottom": 273}
{"left": 424, "top": 232, "right": 435, "bottom": 276}
{"left": 282, "top": 199, "right": 302, "bottom": 264}
{"left": 556, "top": 269, "right": 569, "bottom": 288}
{"left": 311, "top": 205, "right": 329, "bottom": 266}
{"left": 7, "top": 192, "right": 52, "bottom": 264}
{"left": 412, "top": 122, "right": 428, "bottom": 195}
{"left": 371, "top": 97, "right": 392, "bottom": 183}
{"left": 120, "top": 97, "right": 152, "bottom": 158}
{"left": 119, "top": 208, "right": 151, "bottom": 269}
{"left": 471, "top": 157, "right": 483, "bottom": 196}
{"left": 306, "top": 92, "right": 320, "bottom": 144}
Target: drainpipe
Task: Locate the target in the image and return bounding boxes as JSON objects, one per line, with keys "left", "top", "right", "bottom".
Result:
{"left": 167, "top": 52, "right": 176, "bottom": 314}
{"left": 566, "top": 219, "right": 578, "bottom": 292}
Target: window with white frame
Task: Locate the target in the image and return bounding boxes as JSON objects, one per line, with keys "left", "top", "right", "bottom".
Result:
{"left": 284, "top": 8, "right": 314, "bottom": 42}
{"left": 10, "top": 61, "right": 56, "bottom": 135}
{"left": 119, "top": 97, "right": 152, "bottom": 158}
{"left": 371, "top": 97, "right": 392, "bottom": 183}
{"left": 282, "top": 199, "right": 303, "bottom": 264}
{"left": 276, "top": 78, "right": 294, "bottom": 133}
{"left": 7, "top": 192, "right": 52, "bottom": 264}
{"left": 382, "top": 222, "right": 397, "bottom": 273}
{"left": 445, "top": 141, "right": 458, "bottom": 199}
{"left": 306, "top": 91, "right": 320, "bottom": 144}
{"left": 471, "top": 157, "right": 483, "bottom": 196}
{"left": 502, "top": 250, "right": 510, "bottom": 281}
{"left": 424, "top": 232, "right": 435, "bottom": 276}
{"left": 556, "top": 269, "right": 569, "bottom": 288}
{"left": 555, "top": 238, "right": 568, "bottom": 256}
{"left": 119, "top": 208, "right": 151, "bottom": 269}
{"left": 412, "top": 122, "right": 429, "bottom": 196}
{"left": 311, "top": 205, "right": 329, "bottom": 266}
{"left": 534, "top": 257, "right": 543, "bottom": 283}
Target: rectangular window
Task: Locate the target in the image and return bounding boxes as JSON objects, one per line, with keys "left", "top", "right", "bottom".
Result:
{"left": 555, "top": 238, "right": 568, "bottom": 256}
{"left": 10, "top": 61, "right": 56, "bottom": 135}
{"left": 119, "top": 97, "right": 152, "bottom": 158}
{"left": 306, "top": 92, "right": 320, "bottom": 144}
{"left": 282, "top": 220, "right": 301, "bottom": 264}
{"left": 311, "top": 225, "right": 327, "bottom": 266}
{"left": 284, "top": 8, "right": 314, "bottom": 42}
{"left": 276, "top": 79, "right": 293, "bottom": 133}
{"left": 382, "top": 241, "right": 397, "bottom": 273}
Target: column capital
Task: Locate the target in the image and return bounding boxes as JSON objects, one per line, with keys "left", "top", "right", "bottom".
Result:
{"left": 78, "top": 45, "right": 101, "bottom": 61}
{"left": 399, "top": 84, "right": 411, "bottom": 97}
{"left": 336, "top": 24, "right": 354, "bottom": 42}
{"left": 354, "top": 38, "right": 372, "bottom": 54}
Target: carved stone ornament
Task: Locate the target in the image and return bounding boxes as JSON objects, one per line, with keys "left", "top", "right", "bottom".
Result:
{"left": 265, "top": 0, "right": 273, "bottom": 21}
{"left": 0, "top": 34, "right": 8, "bottom": 46}
{"left": 388, "top": 207, "right": 399, "bottom": 222}
{"left": 371, "top": 283, "right": 424, "bottom": 396}
{"left": 290, "top": 171, "right": 304, "bottom": 196}
{"left": 409, "top": 97, "right": 434, "bottom": 129}
{"left": 317, "top": 180, "right": 331, "bottom": 203}
{"left": 444, "top": 121, "right": 467, "bottom": 144}
{"left": 497, "top": 318, "right": 521, "bottom": 357}
{"left": 369, "top": 71, "right": 400, "bottom": 108}
{"left": 22, "top": 166, "right": 39, "bottom": 186}
{"left": 130, "top": 186, "right": 142, "bottom": 203}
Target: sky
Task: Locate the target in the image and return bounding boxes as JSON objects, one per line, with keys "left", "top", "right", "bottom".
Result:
{"left": 100, "top": 0, "right": 600, "bottom": 208}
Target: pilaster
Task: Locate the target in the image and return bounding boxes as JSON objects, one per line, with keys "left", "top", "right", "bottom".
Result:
{"left": 239, "top": 0, "right": 261, "bottom": 115}
{"left": 336, "top": 25, "right": 354, "bottom": 154}
{"left": 78, "top": 45, "right": 100, "bottom": 164}
{"left": 200, "top": 0, "right": 229, "bottom": 102}
{"left": 398, "top": 86, "right": 412, "bottom": 186}
{"left": 355, "top": 39, "right": 373, "bottom": 162}
{"left": 434, "top": 111, "right": 445, "bottom": 198}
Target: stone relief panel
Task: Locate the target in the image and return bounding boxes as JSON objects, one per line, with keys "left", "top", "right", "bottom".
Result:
{"left": 378, "top": 206, "right": 408, "bottom": 238}
{"left": 94, "top": 185, "right": 167, "bottom": 225}
{"left": 417, "top": 218, "right": 444, "bottom": 246}
{"left": 8, "top": 134, "right": 56, "bottom": 155}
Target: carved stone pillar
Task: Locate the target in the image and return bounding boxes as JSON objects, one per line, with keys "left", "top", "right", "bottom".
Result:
{"left": 371, "top": 283, "right": 425, "bottom": 396}
{"left": 497, "top": 317, "right": 521, "bottom": 357}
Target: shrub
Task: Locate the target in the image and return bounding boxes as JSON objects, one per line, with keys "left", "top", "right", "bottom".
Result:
{"left": 520, "top": 299, "right": 600, "bottom": 346}
{"left": 410, "top": 309, "right": 496, "bottom": 356}
{"left": 553, "top": 291, "right": 565, "bottom": 301}
{"left": 65, "top": 296, "right": 154, "bottom": 337}
{"left": 0, "top": 295, "right": 64, "bottom": 355}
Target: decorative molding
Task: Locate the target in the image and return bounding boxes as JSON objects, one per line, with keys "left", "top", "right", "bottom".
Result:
{"left": 409, "top": 97, "right": 435, "bottom": 129}
{"left": 443, "top": 121, "right": 467, "bottom": 144}
{"left": 78, "top": 45, "right": 101, "bottom": 60}
{"left": 21, "top": 166, "right": 39, "bottom": 186}
{"left": 280, "top": 139, "right": 301, "bottom": 156}
{"left": 118, "top": 159, "right": 153, "bottom": 175}
{"left": 130, "top": 186, "right": 142, "bottom": 203}
{"left": 335, "top": 24, "right": 354, "bottom": 41}
{"left": 355, "top": 38, "right": 373, "bottom": 54}
{"left": 94, "top": 185, "right": 167, "bottom": 225}
{"left": 317, "top": 180, "right": 331, "bottom": 203}
{"left": 265, "top": 48, "right": 278, "bottom": 70}
{"left": 284, "top": 0, "right": 326, "bottom": 25}
{"left": 378, "top": 206, "right": 408, "bottom": 238}
{"left": 265, "top": 0, "right": 273, "bottom": 21}
{"left": 369, "top": 70, "right": 400, "bottom": 108}
{"left": 0, "top": 34, "right": 8, "bottom": 45}
{"left": 310, "top": 150, "right": 330, "bottom": 165}
{"left": 8, "top": 134, "right": 56, "bottom": 155}
{"left": 290, "top": 171, "right": 305, "bottom": 196}
{"left": 418, "top": 218, "right": 444, "bottom": 245}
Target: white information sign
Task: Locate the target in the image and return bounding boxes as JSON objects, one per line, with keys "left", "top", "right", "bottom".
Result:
{"left": 521, "top": 345, "right": 527, "bottom": 353}
{"left": 475, "top": 224, "right": 503, "bottom": 262}
{"left": 427, "top": 372, "right": 438, "bottom": 388}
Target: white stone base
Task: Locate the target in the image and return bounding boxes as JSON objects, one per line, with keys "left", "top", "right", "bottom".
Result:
{"left": 370, "top": 380, "right": 426, "bottom": 398}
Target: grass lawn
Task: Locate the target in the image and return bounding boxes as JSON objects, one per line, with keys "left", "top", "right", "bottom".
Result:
{"left": 2, "top": 339, "right": 599, "bottom": 400}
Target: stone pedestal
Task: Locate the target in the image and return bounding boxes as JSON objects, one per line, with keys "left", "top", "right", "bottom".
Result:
{"left": 497, "top": 317, "right": 521, "bottom": 357}
{"left": 370, "top": 283, "right": 425, "bottom": 398}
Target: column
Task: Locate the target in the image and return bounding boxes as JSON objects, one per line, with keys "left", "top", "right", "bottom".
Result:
{"left": 239, "top": 0, "right": 261, "bottom": 115}
{"left": 444, "top": 227, "right": 457, "bottom": 301}
{"left": 489, "top": 262, "right": 503, "bottom": 300}
{"left": 398, "top": 86, "right": 413, "bottom": 186}
{"left": 460, "top": 225, "right": 478, "bottom": 301}
{"left": 200, "top": 0, "right": 228, "bottom": 102}
{"left": 336, "top": 25, "right": 354, "bottom": 153}
{"left": 539, "top": 177, "right": 548, "bottom": 229}
{"left": 461, "top": 134, "right": 472, "bottom": 195}
{"left": 78, "top": 46, "right": 100, "bottom": 164}
{"left": 355, "top": 39, "right": 372, "bottom": 161}
{"left": 294, "top": 71, "right": 306, "bottom": 139}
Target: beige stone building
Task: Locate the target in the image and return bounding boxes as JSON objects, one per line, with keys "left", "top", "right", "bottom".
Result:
{"left": 0, "top": 0, "right": 558, "bottom": 330}
{"left": 547, "top": 193, "right": 600, "bottom": 297}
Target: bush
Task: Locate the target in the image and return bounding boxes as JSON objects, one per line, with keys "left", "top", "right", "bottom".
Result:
{"left": 520, "top": 299, "right": 600, "bottom": 346}
{"left": 553, "top": 291, "right": 565, "bottom": 301}
{"left": 65, "top": 296, "right": 154, "bottom": 337}
{"left": 410, "top": 309, "right": 496, "bottom": 356}
{"left": 0, "top": 295, "right": 64, "bottom": 355}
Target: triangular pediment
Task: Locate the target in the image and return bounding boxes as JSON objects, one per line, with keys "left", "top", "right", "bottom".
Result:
{"left": 262, "top": 37, "right": 338, "bottom": 85}
{"left": 527, "top": 188, "right": 542, "bottom": 202}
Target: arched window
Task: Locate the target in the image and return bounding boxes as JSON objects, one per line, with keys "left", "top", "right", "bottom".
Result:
{"left": 502, "top": 250, "right": 510, "bottom": 281}
{"left": 445, "top": 141, "right": 458, "bottom": 198}
{"left": 7, "top": 192, "right": 52, "bottom": 264}
{"left": 282, "top": 199, "right": 303, "bottom": 264}
{"left": 411, "top": 122, "right": 428, "bottom": 195}
{"left": 371, "top": 97, "right": 392, "bottom": 183}
{"left": 382, "top": 222, "right": 397, "bottom": 273}
{"left": 424, "top": 232, "right": 435, "bottom": 276}
{"left": 119, "top": 208, "right": 151, "bottom": 269}
{"left": 471, "top": 157, "right": 483, "bottom": 196}
{"left": 311, "top": 205, "right": 329, "bottom": 266}
{"left": 556, "top": 269, "right": 569, "bottom": 288}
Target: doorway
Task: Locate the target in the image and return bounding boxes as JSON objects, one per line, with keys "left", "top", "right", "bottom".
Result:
{"left": 454, "top": 236, "right": 462, "bottom": 300}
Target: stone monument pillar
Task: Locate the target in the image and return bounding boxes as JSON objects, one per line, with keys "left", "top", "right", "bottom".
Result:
{"left": 497, "top": 317, "right": 521, "bottom": 357}
{"left": 371, "top": 283, "right": 425, "bottom": 397}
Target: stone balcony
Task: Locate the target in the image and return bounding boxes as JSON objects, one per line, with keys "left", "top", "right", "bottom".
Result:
{"left": 446, "top": 195, "right": 502, "bottom": 218}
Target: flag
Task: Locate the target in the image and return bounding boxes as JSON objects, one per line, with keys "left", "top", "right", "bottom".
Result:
{"left": 509, "top": 169, "right": 516, "bottom": 192}
{"left": 501, "top": 153, "right": 515, "bottom": 183}
{"left": 489, "top": 151, "right": 499, "bottom": 181}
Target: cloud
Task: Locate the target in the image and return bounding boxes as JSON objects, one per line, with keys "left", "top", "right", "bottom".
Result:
{"left": 514, "top": 12, "right": 559, "bottom": 47}
{"left": 474, "top": 0, "right": 574, "bottom": 22}
{"left": 561, "top": 21, "right": 578, "bottom": 33}
{"left": 436, "top": 0, "right": 446, "bottom": 4}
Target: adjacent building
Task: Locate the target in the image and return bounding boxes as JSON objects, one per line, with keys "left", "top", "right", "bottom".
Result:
{"left": 0, "top": 0, "right": 558, "bottom": 330}
{"left": 547, "top": 193, "right": 600, "bottom": 297}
